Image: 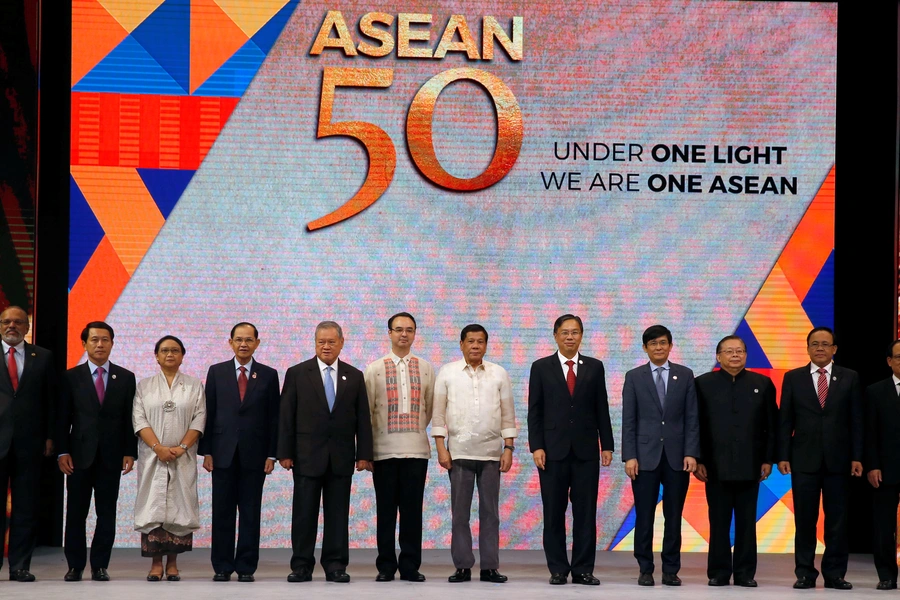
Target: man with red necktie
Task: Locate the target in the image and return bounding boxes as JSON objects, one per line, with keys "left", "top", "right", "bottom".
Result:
{"left": 777, "top": 326, "right": 864, "bottom": 590}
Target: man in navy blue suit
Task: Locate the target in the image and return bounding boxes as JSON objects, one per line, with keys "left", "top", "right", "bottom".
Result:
{"left": 199, "top": 322, "right": 280, "bottom": 582}
{"left": 621, "top": 324, "right": 699, "bottom": 587}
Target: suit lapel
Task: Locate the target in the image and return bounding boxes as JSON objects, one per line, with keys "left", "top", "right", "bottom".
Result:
{"left": 79, "top": 362, "right": 101, "bottom": 408}
{"left": 307, "top": 361, "right": 329, "bottom": 411}
{"left": 642, "top": 364, "right": 664, "bottom": 413}
{"left": 571, "top": 355, "right": 587, "bottom": 397}
{"left": 333, "top": 361, "right": 347, "bottom": 410}
{"left": 15, "top": 343, "right": 33, "bottom": 390}
{"left": 0, "top": 346, "right": 14, "bottom": 393}
{"left": 241, "top": 361, "right": 260, "bottom": 408}
{"left": 549, "top": 355, "right": 568, "bottom": 393}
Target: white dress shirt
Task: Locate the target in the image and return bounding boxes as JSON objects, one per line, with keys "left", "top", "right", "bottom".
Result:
{"left": 317, "top": 357, "right": 339, "bottom": 396}
{"left": 233, "top": 356, "right": 254, "bottom": 378}
{"left": 557, "top": 351, "right": 580, "bottom": 378}
{"left": 809, "top": 362, "right": 833, "bottom": 391}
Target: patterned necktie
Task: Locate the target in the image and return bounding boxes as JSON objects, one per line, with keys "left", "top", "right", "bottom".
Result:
{"left": 238, "top": 366, "right": 248, "bottom": 401}
{"left": 817, "top": 368, "right": 828, "bottom": 408}
{"left": 565, "top": 360, "right": 576, "bottom": 396}
{"left": 325, "top": 366, "right": 336, "bottom": 411}
{"left": 7, "top": 347, "right": 18, "bottom": 391}
{"left": 655, "top": 367, "right": 666, "bottom": 410}
{"left": 95, "top": 366, "right": 106, "bottom": 405}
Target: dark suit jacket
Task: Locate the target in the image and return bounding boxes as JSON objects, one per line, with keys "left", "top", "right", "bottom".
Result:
{"left": 527, "top": 354, "right": 614, "bottom": 460}
{"left": 56, "top": 361, "right": 137, "bottom": 470}
{"left": 198, "top": 358, "right": 280, "bottom": 470}
{"left": 0, "top": 342, "right": 57, "bottom": 460}
{"left": 864, "top": 376, "right": 900, "bottom": 484}
{"left": 621, "top": 361, "right": 700, "bottom": 472}
{"left": 277, "top": 357, "right": 373, "bottom": 477}
{"left": 695, "top": 368, "right": 777, "bottom": 482}
{"left": 777, "top": 363, "right": 863, "bottom": 474}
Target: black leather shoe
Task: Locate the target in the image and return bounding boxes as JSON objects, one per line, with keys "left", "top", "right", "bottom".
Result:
{"left": 325, "top": 570, "right": 350, "bottom": 583}
{"left": 448, "top": 568, "right": 471, "bottom": 583}
{"left": 877, "top": 580, "right": 898, "bottom": 590}
{"left": 824, "top": 577, "right": 852, "bottom": 590}
{"left": 213, "top": 572, "right": 231, "bottom": 582}
{"left": 146, "top": 573, "right": 161, "bottom": 582}
{"left": 9, "top": 570, "right": 35, "bottom": 582}
{"left": 287, "top": 568, "right": 312, "bottom": 582}
{"left": 399, "top": 571, "right": 425, "bottom": 582}
{"left": 376, "top": 571, "right": 395, "bottom": 582}
{"left": 549, "top": 572, "right": 566, "bottom": 585}
{"left": 237, "top": 574, "right": 254, "bottom": 582}
{"left": 572, "top": 573, "right": 600, "bottom": 585}
{"left": 64, "top": 568, "right": 83, "bottom": 582}
{"left": 735, "top": 578, "right": 758, "bottom": 588}
{"left": 91, "top": 568, "right": 110, "bottom": 581}
{"left": 708, "top": 577, "right": 729, "bottom": 586}
{"left": 480, "top": 569, "right": 508, "bottom": 583}
{"left": 662, "top": 573, "right": 682, "bottom": 586}
{"left": 793, "top": 576, "right": 816, "bottom": 589}
{"left": 638, "top": 572, "right": 654, "bottom": 586}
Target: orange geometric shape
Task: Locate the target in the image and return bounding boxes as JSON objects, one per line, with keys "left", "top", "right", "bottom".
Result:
{"left": 72, "top": 0, "right": 128, "bottom": 86}
{"left": 744, "top": 262, "right": 814, "bottom": 369}
{"left": 681, "top": 474, "right": 710, "bottom": 542}
{"left": 756, "top": 499, "right": 795, "bottom": 553}
{"left": 66, "top": 236, "right": 130, "bottom": 366}
{"left": 96, "top": 0, "right": 165, "bottom": 33}
{"left": 777, "top": 166, "right": 835, "bottom": 301}
{"left": 214, "top": 0, "right": 290, "bottom": 38}
{"left": 190, "top": 0, "right": 249, "bottom": 94}
{"left": 70, "top": 166, "right": 165, "bottom": 276}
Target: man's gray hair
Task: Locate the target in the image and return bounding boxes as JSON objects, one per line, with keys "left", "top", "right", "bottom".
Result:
{"left": 315, "top": 320, "right": 344, "bottom": 339}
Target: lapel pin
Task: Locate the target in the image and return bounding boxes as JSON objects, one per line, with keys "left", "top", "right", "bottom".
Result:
{"left": 672, "top": 375, "right": 678, "bottom": 380}
{"left": 31, "top": 352, "right": 36, "bottom": 356}
{"left": 342, "top": 375, "right": 347, "bottom": 381}
{"left": 112, "top": 374, "right": 117, "bottom": 380}
{"left": 832, "top": 376, "right": 837, "bottom": 381}
{"left": 252, "top": 372, "right": 257, "bottom": 379}
{"left": 579, "top": 360, "right": 583, "bottom": 365}
{"left": 754, "top": 388, "right": 758, "bottom": 393}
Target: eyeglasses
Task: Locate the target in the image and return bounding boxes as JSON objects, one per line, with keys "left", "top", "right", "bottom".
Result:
{"left": 231, "top": 337, "right": 256, "bottom": 344}
{"left": 646, "top": 340, "right": 670, "bottom": 348}
{"left": 718, "top": 349, "right": 746, "bottom": 356}
{"left": 391, "top": 328, "right": 415, "bottom": 335}
{"left": 0, "top": 319, "right": 27, "bottom": 326}
{"left": 557, "top": 329, "right": 582, "bottom": 337}
{"left": 158, "top": 348, "right": 182, "bottom": 355}
{"left": 809, "top": 342, "right": 833, "bottom": 349}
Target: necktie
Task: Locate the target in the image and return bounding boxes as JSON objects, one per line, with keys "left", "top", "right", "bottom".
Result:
{"left": 817, "top": 368, "right": 828, "bottom": 408}
{"left": 325, "top": 366, "right": 336, "bottom": 411}
{"left": 95, "top": 366, "right": 106, "bottom": 405}
{"left": 7, "top": 347, "right": 18, "bottom": 391}
{"left": 565, "top": 360, "right": 576, "bottom": 396}
{"left": 238, "top": 366, "right": 248, "bottom": 401}
{"left": 655, "top": 367, "right": 666, "bottom": 410}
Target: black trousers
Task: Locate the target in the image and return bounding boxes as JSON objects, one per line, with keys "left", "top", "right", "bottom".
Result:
{"left": 210, "top": 448, "right": 267, "bottom": 575}
{"left": 64, "top": 457, "right": 122, "bottom": 570}
{"left": 290, "top": 464, "right": 352, "bottom": 573}
{"left": 872, "top": 481, "right": 900, "bottom": 583}
{"left": 372, "top": 458, "right": 427, "bottom": 576}
{"left": 705, "top": 480, "right": 759, "bottom": 581}
{"left": 631, "top": 449, "right": 689, "bottom": 575}
{"left": 790, "top": 469, "right": 849, "bottom": 580}
{"left": 538, "top": 452, "right": 599, "bottom": 575}
{"left": 0, "top": 444, "right": 42, "bottom": 572}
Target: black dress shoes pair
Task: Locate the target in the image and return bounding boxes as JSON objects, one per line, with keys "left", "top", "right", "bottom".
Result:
{"left": 637, "top": 572, "right": 654, "bottom": 586}
{"left": 824, "top": 577, "right": 852, "bottom": 590}
{"left": 480, "top": 569, "right": 508, "bottom": 583}
{"left": 287, "top": 568, "right": 312, "bottom": 582}
{"left": 325, "top": 569, "right": 350, "bottom": 583}
{"left": 448, "top": 568, "right": 471, "bottom": 582}
{"left": 661, "top": 573, "right": 682, "bottom": 586}
{"left": 877, "top": 580, "right": 898, "bottom": 590}
{"left": 9, "top": 569, "right": 35, "bottom": 582}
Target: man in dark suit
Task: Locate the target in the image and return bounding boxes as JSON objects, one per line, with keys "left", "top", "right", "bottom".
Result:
{"left": 777, "top": 326, "right": 863, "bottom": 590}
{"left": 199, "top": 322, "right": 280, "bottom": 582}
{"left": 863, "top": 339, "right": 900, "bottom": 590}
{"left": 528, "top": 314, "right": 614, "bottom": 585}
{"left": 57, "top": 321, "right": 136, "bottom": 582}
{"left": 694, "top": 335, "right": 777, "bottom": 587}
{"left": 0, "top": 305, "right": 56, "bottom": 582}
{"left": 277, "top": 321, "right": 373, "bottom": 583}
{"left": 621, "top": 324, "right": 699, "bottom": 587}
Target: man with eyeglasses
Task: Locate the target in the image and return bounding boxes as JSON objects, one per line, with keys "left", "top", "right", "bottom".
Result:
{"left": 777, "top": 326, "right": 863, "bottom": 590}
{"left": 0, "top": 305, "right": 57, "bottom": 582}
{"left": 363, "top": 312, "right": 434, "bottom": 582}
{"left": 693, "top": 335, "right": 776, "bottom": 587}
{"left": 198, "top": 322, "right": 280, "bottom": 582}
{"left": 621, "top": 324, "right": 699, "bottom": 587}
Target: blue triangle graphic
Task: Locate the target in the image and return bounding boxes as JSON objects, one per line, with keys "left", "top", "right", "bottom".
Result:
{"left": 734, "top": 319, "right": 772, "bottom": 369}
{"left": 609, "top": 505, "right": 637, "bottom": 549}
{"left": 756, "top": 482, "right": 780, "bottom": 521}
{"left": 73, "top": 35, "right": 186, "bottom": 95}
{"left": 801, "top": 250, "right": 834, "bottom": 330}
{"left": 137, "top": 168, "right": 195, "bottom": 219}
{"left": 69, "top": 175, "right": 105, "bottom": 289}
{"left": 760, "top": 469, "right": 792, "bottom": 502}
{"left": 194, "top": 39, "right": 266, "bottom": 97}
{"left": 252, "top": 0, "right": 300, "bottom": 54}
{"left": 131, "top": 0, "right": 190, "bottom": 93}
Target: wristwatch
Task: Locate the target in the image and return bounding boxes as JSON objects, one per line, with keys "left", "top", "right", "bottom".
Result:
{"left": 504, "top": 445, "right": 515, "bottom": 452}
{"left": 179, "top": 444, "right": 188, "bottom": 450}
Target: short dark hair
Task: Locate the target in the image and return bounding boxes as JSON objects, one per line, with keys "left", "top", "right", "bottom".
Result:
{"left": 886, "top": 339, "right": 900, "bottom": 358}
{"left": 806, "top": 326, "right": 835, "bottom": 346}
{"left": 388, "top": 312, "right": 417, "bottom": 330}
{"left": 553, "top": 314, "right": 583, "bottom": 334}
{"left": 716, "top": 335, "right": 745, "bottom": 354}
{"left": 460, "top": 323, "right": 488, "bottom": 342}
{"left": 81, "top": 321, "right": 115, "bottom": 342}
{"left": 154, "top": 335, "right": 186, "bottom": 355}
{"left": 642, "top": 324, "right": 672, "bottom": 346}
{"left": 230, "top": 322, "right": 258, "bottom": 338}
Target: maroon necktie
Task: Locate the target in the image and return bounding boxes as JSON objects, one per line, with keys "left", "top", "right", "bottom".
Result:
{"left": 816, "top": 367, "right": 827, "bottom": 408}
{"left": 7, "top": 347, "right": 18, "bottom": 391}
{"left": 238, "top": 366, "right": 248, "bottom": 401}
{"left": 95, "top": 366, "right": 106, "bottom": 405}
{"left": 566, "top": 360, "right": 576, "bottom": 396}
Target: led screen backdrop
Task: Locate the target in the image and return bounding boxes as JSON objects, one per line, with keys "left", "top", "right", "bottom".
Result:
{"left": 69, "top": 0, "right": 836, "bottom": 551}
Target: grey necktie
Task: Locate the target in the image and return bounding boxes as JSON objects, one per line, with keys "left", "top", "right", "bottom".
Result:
{"left": 325, "top": 366, "right": 336, "bottom": 411}
{"left": 655, "top": 367, "right": 666, "bottom": 410}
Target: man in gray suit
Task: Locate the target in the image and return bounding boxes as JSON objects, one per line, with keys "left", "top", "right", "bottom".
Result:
{"left": 621, "top": 324, "right": 699, "bottom": 587}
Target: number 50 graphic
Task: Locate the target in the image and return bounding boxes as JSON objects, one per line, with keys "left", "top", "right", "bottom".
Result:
{"left": 307, "top": 67, "right": 524, "bottom": 231}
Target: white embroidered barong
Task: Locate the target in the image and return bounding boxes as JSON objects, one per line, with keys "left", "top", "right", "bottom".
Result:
{"left": 132, "top": 372, "right": 206, "bottom": 536}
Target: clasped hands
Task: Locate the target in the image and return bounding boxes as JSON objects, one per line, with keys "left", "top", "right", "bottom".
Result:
{"left": 155, "top": 444, "right": 186, "bottom": 463}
